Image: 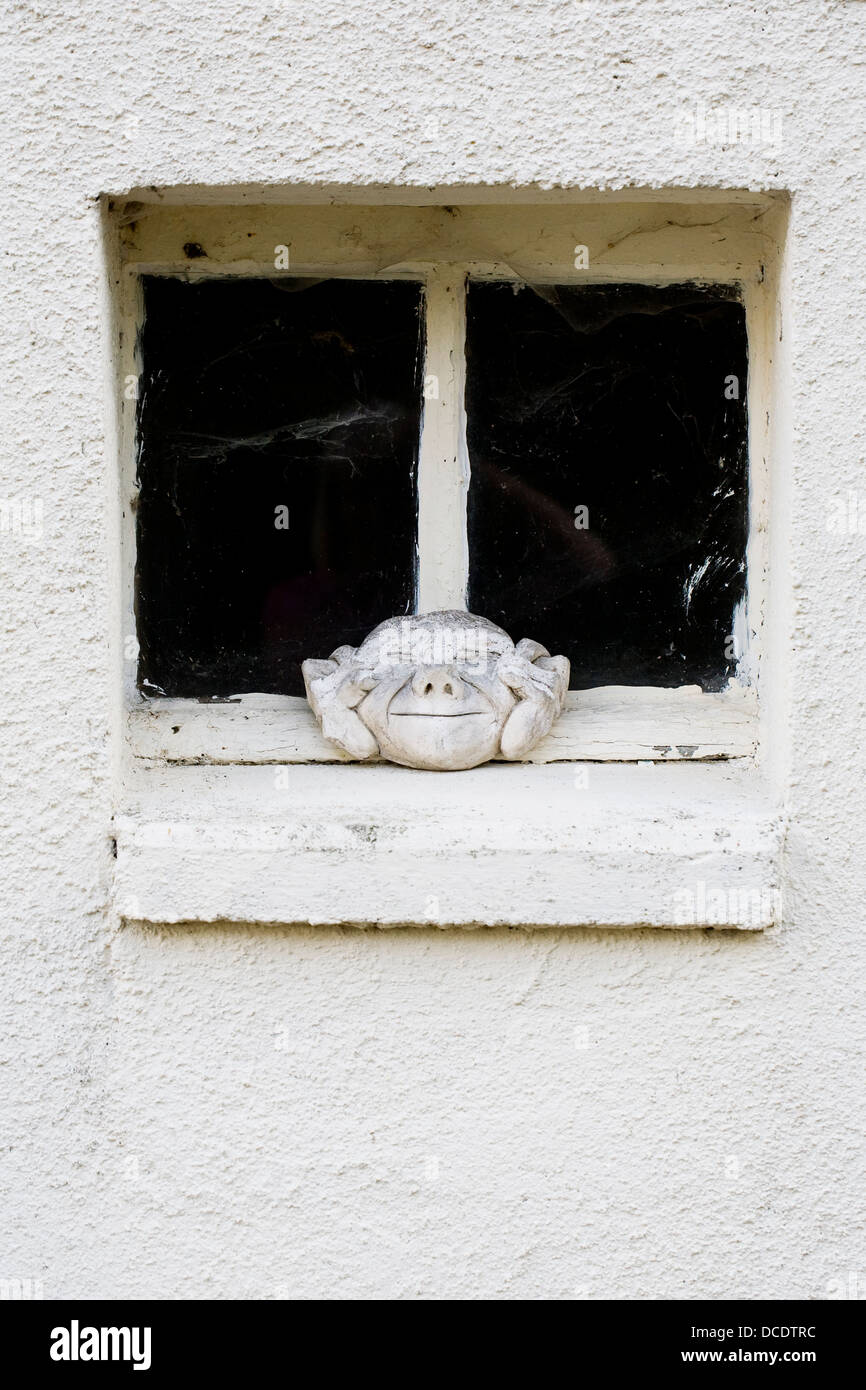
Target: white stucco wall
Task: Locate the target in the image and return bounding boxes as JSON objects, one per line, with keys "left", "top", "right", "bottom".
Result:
{"left": 1, "top": 0, "right": 865, "bottom": 1299}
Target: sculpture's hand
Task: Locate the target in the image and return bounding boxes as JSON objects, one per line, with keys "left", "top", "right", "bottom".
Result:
{"left": 496, "top": 641, "right": 570, "bottom": 760}
{"left": 301, "top": 655, "right": 379, "bottom": 760}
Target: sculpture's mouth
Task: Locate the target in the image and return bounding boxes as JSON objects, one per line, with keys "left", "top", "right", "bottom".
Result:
{"left": 390, "top": 710, "right": 487, "bottom": 718}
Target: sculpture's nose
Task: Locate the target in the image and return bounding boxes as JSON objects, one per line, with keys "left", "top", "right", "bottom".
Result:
{"left": 411, "top": 665, "right": 465, "bottom": 700}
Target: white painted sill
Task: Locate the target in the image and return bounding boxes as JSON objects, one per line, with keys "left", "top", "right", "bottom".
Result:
{"left": 128, "top": 684, "right": 757, "bottom": 765}
{"left": 114, "top": 756, "right": 783, "bottom": 931}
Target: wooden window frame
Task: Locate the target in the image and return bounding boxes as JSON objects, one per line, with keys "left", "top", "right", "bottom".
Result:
{"left": 113, "top": 195, "right": 784, "bottom": 767}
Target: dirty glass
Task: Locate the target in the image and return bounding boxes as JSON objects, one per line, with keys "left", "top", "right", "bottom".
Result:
{"left": 465, "top": 281, "right": 749, "bottom": 690}
{"left": 135, "top": 276, "right": 423, "bottom": 697}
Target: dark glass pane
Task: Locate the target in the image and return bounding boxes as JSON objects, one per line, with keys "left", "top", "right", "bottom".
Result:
{"left": 465, "top": 281, "right": 749, "bottom": 690}
{"left": 135, "top": 276, "right": 423, "bottom": 697}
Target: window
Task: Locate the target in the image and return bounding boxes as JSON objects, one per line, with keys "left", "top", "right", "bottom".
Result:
{"left": 136, "top": 273, "right": 749, "bottom": 702}
{"left": 122, "top": 198, "right": 773, "bottom": 766}
{"left": 114, "top": 195, "right": 788, "bottom": 772}
{"left": 466, "top": 280, "right": 749, "bottom": 691}
{"left": 136, "top": 276, "right": 424, "bottom": 698}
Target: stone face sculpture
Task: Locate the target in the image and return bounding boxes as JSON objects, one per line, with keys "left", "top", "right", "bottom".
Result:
{"left": 301, "top": 610, "right": 570, "bottom": 770}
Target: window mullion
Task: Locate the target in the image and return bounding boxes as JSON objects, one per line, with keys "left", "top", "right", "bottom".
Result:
{"left": 416, "top": 268, "right": 469, "bottom": 612}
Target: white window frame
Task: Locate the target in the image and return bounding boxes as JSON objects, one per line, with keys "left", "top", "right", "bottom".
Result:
{"left": 116, "top": 198, "right": 777, "bottom": 767}
{"left": 108, "top": 190, "right": 787, "bottom": 929}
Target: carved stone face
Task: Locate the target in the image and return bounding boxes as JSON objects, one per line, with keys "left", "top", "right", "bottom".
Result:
{"left": 302, "top": 611, "right": 569, "bottom": 771}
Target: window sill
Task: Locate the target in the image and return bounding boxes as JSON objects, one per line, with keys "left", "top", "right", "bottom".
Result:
{"left": 127, "top": 684, "right": 757, "bottom": 765}
{"left": 114, "top": 760, "right": 782, "bottom": 930}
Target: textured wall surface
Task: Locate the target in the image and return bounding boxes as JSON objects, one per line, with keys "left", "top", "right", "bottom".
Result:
{"left": 1, "top": 0, "right": 865, "bottom": 1299}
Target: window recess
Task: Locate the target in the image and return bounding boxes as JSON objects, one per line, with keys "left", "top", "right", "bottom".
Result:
{"left": 118, "top": 197, "right": 782, "bottom": 767}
